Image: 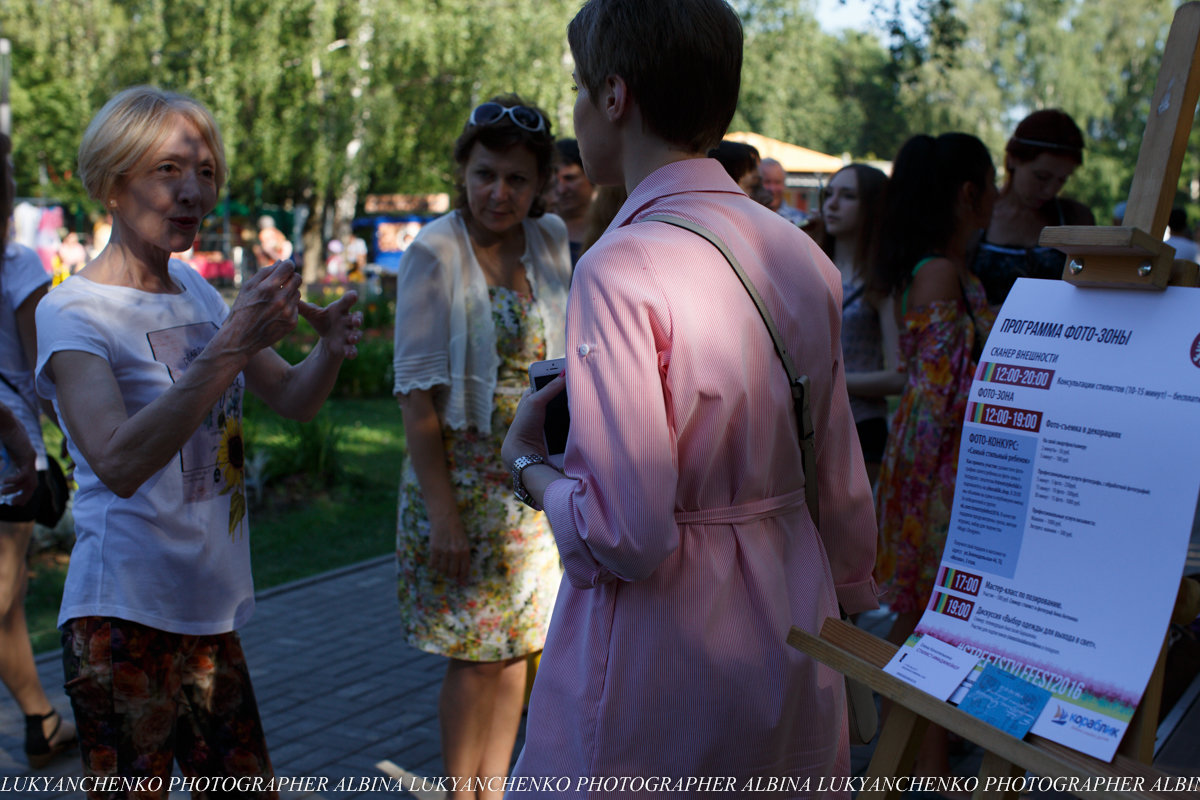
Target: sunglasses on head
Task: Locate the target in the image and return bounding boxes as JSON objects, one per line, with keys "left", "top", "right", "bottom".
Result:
{"left": 468, "top": 102, "right": 546, "bottom": 133}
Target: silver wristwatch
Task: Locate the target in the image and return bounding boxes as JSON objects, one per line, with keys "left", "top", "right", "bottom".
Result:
{"left": 511, "top": 453, "right": 546, "bottom": 509}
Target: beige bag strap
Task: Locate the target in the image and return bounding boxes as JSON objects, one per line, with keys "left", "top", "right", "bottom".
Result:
{"left": 644, "top": 214, "right": 819, "bottom": 527}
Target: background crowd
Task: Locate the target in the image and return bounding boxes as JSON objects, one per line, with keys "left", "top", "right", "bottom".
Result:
{"left": 2, "top": 0, "right": 1199, "bottom": 797}
{"left": 4, "top": 0, "right": 1194, "bottom": 291}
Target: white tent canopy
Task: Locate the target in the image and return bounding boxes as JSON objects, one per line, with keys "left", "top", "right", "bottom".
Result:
{"left": 724, "top": 131, "right": 845, "bottom": 174}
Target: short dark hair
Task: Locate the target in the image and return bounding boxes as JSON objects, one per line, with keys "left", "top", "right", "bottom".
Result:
{"left": 1169, "top": 207, "right": 1189, "bottom": 233}
{"left": 452, "top": 93, "right": 555, "bottom": 218}
{"left": 707, "top": 140, "right": 760, "bottom": 183}
{"left": 568, "top": 0, "right": 743, "bottom": 154}
{"left": 1006, "top": 109, "right": 1084, "bottom": 166}
{"left": 874, "top": 133, "right": 994, "bottom": 297}
{"left": 556, "top": 138, "right": 583, "bottom": 169}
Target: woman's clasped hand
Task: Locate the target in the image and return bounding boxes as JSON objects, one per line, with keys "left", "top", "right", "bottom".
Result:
{"left": 297, "top": 285, "right": 364, "bottom": 360}
{"left": 223, "top": 259, "right": 362, "bottom": 361}
{"left": 0, "top": 429, "right": 38, "bottom": 506}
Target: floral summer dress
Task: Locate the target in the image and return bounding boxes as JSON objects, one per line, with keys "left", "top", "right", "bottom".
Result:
{"left": 874, "top": 267, "right": 995, "bottom": 614}
{"left": 396, "top": 286, "right": 562, "bottom": 662}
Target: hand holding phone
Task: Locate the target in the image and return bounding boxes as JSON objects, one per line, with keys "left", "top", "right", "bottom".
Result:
{"left": 528, "top": 358, "right": 569, "bottom": 468}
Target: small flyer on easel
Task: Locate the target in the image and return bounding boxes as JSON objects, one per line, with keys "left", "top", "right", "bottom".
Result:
{"left": 906, "top": 278, "right": 1200, "bottom": 762}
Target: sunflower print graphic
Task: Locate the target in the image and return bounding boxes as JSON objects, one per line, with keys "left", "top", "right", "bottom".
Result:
{"left": 215, "top": 407, "right": 247, "bottom": 539}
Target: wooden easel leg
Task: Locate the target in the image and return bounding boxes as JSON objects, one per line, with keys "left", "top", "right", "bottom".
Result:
{"left": 974, "top": 751, "right": 1024, "bottom": 800}
{"left": 1119, "top": 637, "right": 1169, "bottom": 764}
{"left": 861, "top": 705, "right": 930, "bottom": 800}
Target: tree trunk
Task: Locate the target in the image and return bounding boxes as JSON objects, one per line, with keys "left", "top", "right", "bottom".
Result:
{"left": 302, "top": 196, "right": 325, "bottom": 290}
{"left": 334, "top": 4, "right": 373, "bottom": 247}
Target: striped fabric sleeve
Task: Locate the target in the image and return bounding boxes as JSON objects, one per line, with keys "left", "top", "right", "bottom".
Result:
{"left": 543, "top": 235, "right": 680, "bottom": 588}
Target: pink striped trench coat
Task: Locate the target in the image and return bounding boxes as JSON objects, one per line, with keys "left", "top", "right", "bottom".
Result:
{"left": 512, "top": 158, "right": 878, "bottom": 798}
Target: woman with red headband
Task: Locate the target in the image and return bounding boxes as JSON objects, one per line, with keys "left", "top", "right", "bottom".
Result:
{"left": 971, "top": 108, "right": 1095, "bottom": 306}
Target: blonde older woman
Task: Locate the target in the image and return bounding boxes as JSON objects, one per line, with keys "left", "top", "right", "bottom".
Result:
{"left": 36, "top": 85, "right": 361, "bottom": 796}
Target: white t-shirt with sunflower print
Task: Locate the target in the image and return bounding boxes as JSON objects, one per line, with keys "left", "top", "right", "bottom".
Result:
{"left": 36, "top": 261, "right": 253, "bottom": 636}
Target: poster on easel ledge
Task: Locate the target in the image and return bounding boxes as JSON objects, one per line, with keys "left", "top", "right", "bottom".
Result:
{"left": 907, "top": 277, "right": 1200, "bottom": 762}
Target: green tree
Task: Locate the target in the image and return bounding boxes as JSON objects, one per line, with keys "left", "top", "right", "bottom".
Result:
{"left": 5, "top": 0, "right": 1195, "bottom": 256}
{"left": 939, "top": 0, "right": 1176, "bottom": 219}
{"left": 859, "top": 0, "right": 1187, "bottom": 220}
{"left": 2, "top": 0, "right": 135, "bottom": 214}
{"left": 733, "top": 3, "right": 841, "bottom": 149}
{"left": 733, "top": 0, "right": 908, "bottom": 158}
{"left": 825, "top": 29, "right": 910, "bottom": 158}
{"left": 1, "top": 0, "right": 580, "bottom": 276}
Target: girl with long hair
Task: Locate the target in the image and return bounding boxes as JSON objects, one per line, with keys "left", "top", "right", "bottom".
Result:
{"left": 874, "top": 133, "right": 997, "bottom": 638}
{"left": 818, "top": 163, "right": 902, "bottom": 482}
{"left": 873, "top": 132, "right": 998, "bottom": 778}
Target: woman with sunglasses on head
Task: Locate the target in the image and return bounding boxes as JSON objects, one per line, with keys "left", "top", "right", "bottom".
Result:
{"left": 971, "top": 109, "right": 1094, "bottom": 307}
{"left": 818, "top": 163, "right": 902, "bottom": 484}
{"left": 391, "top": 94, "right": 570, "bottom": 796}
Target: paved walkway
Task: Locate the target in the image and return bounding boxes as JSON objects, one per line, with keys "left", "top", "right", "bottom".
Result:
{"left": 1, "top": 555, "right": 1196, "bottom": 798}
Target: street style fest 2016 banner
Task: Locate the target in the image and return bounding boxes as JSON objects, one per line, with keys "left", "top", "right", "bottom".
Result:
{"left": 912, "top": 278, "right": 1200, "bottom": 762}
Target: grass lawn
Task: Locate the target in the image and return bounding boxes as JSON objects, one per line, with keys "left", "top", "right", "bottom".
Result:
{"left": 25, "top": 395, "right": 405, "bottom": 654}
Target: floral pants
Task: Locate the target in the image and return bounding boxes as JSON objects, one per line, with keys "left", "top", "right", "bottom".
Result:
{"left": 62, "top": 618, "right": 277, "bottom": 800}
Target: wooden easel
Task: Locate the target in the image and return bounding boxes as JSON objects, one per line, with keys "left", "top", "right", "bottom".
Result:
{"left": 788, "top": 4, "right": 1200, "bottom": 797}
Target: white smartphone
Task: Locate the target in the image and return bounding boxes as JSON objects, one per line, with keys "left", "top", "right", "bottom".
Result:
{"left": 528, "top": 357, "right": 569, "bottom": 469}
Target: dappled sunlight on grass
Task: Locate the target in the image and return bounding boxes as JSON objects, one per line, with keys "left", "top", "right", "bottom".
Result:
{"left": 244, "top": 396, "right": 405, "bottom": 586}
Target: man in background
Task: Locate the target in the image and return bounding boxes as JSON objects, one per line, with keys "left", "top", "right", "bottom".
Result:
{"left": 1166, "top": 207, "right": 1199, "bottom": 262}
{"left": 760, "top": 157, "right": 806, "bottom": 226}
{"left": 552, "top": 139, "right": 596, "bottom": 266}
{"left": 255, "top": 214, "right": 293, "bottom": 269}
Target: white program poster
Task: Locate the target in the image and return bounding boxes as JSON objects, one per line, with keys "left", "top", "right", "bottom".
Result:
{"left": 911, "top": 278, "right": 1200, "bottom": 761}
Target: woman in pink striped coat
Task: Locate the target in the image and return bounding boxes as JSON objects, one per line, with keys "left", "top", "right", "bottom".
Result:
{"left": 501, "top": 0, "right": 879, "bottom": 794}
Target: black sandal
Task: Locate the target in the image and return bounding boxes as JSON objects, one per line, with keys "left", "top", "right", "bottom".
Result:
{"left": 24, "top": 709, "right": 77, "bottom": 769}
